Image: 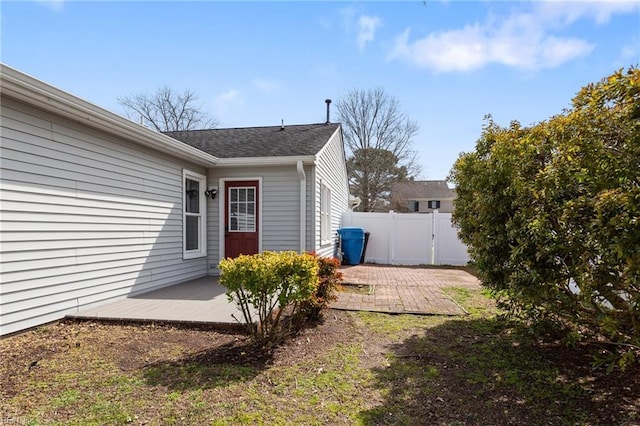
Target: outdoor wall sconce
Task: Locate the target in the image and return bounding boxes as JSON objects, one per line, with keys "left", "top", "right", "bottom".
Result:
{"left": 205, "top": 185, "right": 219, "bottom": 200}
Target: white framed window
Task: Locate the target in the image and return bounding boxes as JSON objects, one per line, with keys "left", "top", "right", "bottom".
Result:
{"left": 320, "top": 183, "right": 331, "bottom": 244}
{"left": 183, "top": 169, "right": 207, "bottom": 259}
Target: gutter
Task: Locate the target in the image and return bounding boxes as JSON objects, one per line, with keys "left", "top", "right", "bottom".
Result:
{"left": 216, "top": 155, "right": 316, "bottom": 167}
{"left": 0, "top": 63, "right": 219, "bottom": 167}
{"left": 297, "top": 160, "right": 306, "bottom": 253}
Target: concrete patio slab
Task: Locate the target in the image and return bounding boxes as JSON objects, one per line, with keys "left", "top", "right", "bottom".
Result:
{"left": 67, "top": 277, "right": 246, "bottom": 329}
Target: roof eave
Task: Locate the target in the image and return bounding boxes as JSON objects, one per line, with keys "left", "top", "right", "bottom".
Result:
{"left": 216, "top": 156, "right": 316, "bottom": 167}
{"left": 0, "top": 63, "right": 219, "bottom": 168}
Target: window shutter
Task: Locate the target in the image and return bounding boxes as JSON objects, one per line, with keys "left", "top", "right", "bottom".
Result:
{"left": 407, "top": 200, "right": 419, "bottom": 212}
{"left": 428, "top": 200, "right": 441, "bottom": 209}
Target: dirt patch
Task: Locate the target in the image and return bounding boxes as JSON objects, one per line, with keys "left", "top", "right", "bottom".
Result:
{"left": 0, "top": 312, "right": 357, "bottom": 395}
{"left": 2, "top": 299, "right": 639, "bottom": 425}
{"left": 341, "top": 283, "right": 375, "bottom": 295}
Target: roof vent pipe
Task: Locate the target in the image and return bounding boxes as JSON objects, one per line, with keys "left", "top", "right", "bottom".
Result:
{"left": 281, "top": 119, "right": 284, "bottom": 131}
{"left": 325, "top": 99, "right": 331, "bottom": 124}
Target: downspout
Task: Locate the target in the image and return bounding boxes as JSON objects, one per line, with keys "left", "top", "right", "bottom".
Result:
{"left": 297, "top": 160, "right": 306, "bottom": 253}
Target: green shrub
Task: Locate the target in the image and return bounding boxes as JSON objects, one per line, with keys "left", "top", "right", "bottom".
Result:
{"left": 449, "top": 67, "right": 640, "bottom": 369}
{"left": 301, "top": 254, "right": 344, "bottom": 321}
{"left": 219, "top": 251, "right": 318, "bottom": 345}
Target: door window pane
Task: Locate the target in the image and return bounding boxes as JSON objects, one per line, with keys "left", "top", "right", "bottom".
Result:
{"left": 229, "top": 186, "right": 256, "bottom": 232}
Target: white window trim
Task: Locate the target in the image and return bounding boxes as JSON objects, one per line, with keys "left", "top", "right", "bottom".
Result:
{"left": 183, "top": 169, "right": 207, "bottom": 259}
{"left": 320, "top": 182, "right": 331, "bottom": 245}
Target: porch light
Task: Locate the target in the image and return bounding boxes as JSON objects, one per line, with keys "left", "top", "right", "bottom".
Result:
{"left": 205, "top": 185, "right": 219, "bottom": 200}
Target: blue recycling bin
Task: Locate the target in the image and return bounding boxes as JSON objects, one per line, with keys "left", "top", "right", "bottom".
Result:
{"left": 338, "top": 227, "right": 366, "bottom": 265}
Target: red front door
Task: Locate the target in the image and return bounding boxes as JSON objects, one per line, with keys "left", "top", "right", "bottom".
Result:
{"left": 225, "top": 180, "right": 259, "bottom": 258}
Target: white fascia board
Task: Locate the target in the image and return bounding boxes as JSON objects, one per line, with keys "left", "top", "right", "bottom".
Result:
{"left": 215, "top": 156, "right": 316, "bottom": 167}
{"left": 0, "top": 64, "right": 219, "bottom": 167}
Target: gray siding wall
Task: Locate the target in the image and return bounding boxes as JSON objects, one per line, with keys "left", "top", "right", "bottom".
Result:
{"left": 207, "top": 165, "right": 307, "bottom": 270}
{"left": 313, "top": 128, "right": 350, "bottom": 258}
{"left": 417, "top": 199, "right": 454, "bottom": 214}
{"left": 0, "top": 97, "right": 208, "bottom": 335}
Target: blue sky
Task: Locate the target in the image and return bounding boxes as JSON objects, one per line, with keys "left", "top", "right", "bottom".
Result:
{"left": 2, "top": 1, "right": 638, "bottom": 180}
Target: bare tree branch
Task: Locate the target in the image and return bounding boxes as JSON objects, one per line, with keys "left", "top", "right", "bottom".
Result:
{"left": 337, "top": 88, "right": 421, "bottom": 211}
{"left": 118, "top": 86, "right": 218, "bottom": 132}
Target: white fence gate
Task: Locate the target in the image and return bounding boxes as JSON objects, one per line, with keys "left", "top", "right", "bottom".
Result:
{"left": 341, "top": 211, "right": 470, "bottom": 266}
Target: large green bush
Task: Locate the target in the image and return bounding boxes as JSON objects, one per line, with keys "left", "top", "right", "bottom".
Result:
{"left": 449, "top": 67, "right": 639, "bottom": 367}
{"left": 219, "top": 251, "right": 344, "bottom": 344}
{"left": 219, "top": 251, "right": 319, "bottom": 344}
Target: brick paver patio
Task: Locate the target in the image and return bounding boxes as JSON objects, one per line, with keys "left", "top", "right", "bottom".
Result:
{"left": 331, "top": 264, "right": 480, "bottom": 316}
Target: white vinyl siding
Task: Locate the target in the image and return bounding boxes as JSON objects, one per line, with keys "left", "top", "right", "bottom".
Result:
{"left": 320, "top": 183, "right": 331, "bottom": 244}
{"left": 207, "top": 166, "right": 303, "bottom": 268}
{"left": 0, "top": 97, "right": 208, "bottom": 335}
{"left": 313, "top": 128, "right": 350, "bottom": 258}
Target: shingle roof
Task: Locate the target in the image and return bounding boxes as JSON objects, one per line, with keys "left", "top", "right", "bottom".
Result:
{"left": 392, "top": 180, "right": 456, "bottom": 199}
{"left": 165, "top": 123, "right": 340, "bottom": 158}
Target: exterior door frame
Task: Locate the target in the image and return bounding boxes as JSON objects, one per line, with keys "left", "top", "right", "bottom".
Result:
{"left": 218, "top": 176, "right": 263, "bottom": 260}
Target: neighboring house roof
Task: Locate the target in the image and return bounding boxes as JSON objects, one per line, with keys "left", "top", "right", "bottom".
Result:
{"left": 392, "top": 180, "right": 456, "bottom": 200}
{"left": 165, "top": 123, "right": 341, "bottom": 159}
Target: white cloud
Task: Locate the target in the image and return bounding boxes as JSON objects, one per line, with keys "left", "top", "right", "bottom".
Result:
{"left": 391, "top": 27, "right": 487, "bottom": 72}
{"left": 252, "top": 78, "right": 281, "bottom": 93}
{"left": 541, "top": 36, "right": 595, "bottom": 68}
{"left": 357, "top": 15, "right": 382, "bottom": 50}
{"left": 388, "top": 5, "right": 604, "bottom": 72}
{"left": 339, "top": 7, "right": 382, "bottom": 51}
{"left": 213, "top": 89, "right": 243, "bottom": 115}
{"left": 36, "top": 0, "right": 66, "bottom": 12}
{"left": 536, "top": 0, "right": 640, "bottom": 26}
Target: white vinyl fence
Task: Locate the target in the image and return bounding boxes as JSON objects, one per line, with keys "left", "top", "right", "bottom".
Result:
{"left": 341, "top": 211, "right": 470, "bottom": 266}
